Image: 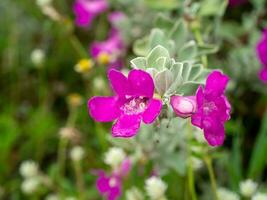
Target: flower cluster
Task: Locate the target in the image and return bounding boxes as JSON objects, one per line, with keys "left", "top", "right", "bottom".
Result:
{"left": 256, "top": 29, "right": 267, "bottom": 83}
{"left": 88, "top": 69, "right": 231, "bottom": 146}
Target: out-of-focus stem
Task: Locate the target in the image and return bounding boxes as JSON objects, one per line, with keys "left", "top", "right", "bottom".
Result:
{"left": 73, "top": 160, "right": 85, "bottom": 200}
{"left": 204, "top": 155, "right": 218, "bottom": 200}
{"left": 186, "top": 121, "right": 197, "bottom": 200}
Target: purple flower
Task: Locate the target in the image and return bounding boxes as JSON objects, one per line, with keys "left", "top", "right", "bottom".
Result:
{"left": 256, "top": 29, "right": 267, "bottom": 83}
{"left": 170, "top": 96, "right": 197, "bottom": 118}
{"left": 88, "top": 69, "right": 162, "bottom": 137}
{"left": 90, "top": 31, "right": 125, "bottom": 69}
{"left": 259, "top": 67, "right": 267, "bottom": 83}
{"left": 108, "top": 11, "right": 126, "bottom": 27}
{"left": 96, "top": 171, "right": 121, "bottom": 200}
{"left": 73, "top": 0, "right": 108, "bottom": 27}
{"left": 191, "top": 71, "right": 231, "bottom": 146}
{"left": 228, "top": 0, "right": 248, "bottom": 7}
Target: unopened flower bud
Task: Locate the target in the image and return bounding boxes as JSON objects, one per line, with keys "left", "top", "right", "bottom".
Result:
{"left": 126, "top": 187, "right": 144, "bottom": 200}
{"left": 104, "top": 147, "right": 126, "bottom": 169}
{"left": 170, "top": 95, "right": 196, "bottom": 118}
{"left": 45, "top": 194, "right": 59, "bottom": 200}
{"left": 252, "top": 193, "right": 267, "bottom": 200}
{"left": 218, "top": 188, "right": 240, "bottom": 200}
{"left": 59, "top": 127, "right": 80, "bottom": 141}
{"left": 36, "top": 0, "right": 52, "bottom": 7}
{"left": 67, "top": 93, "right": 83, "bottom": 107}
{"left": 21, "top": 177, "right": 41, "bottom": 194}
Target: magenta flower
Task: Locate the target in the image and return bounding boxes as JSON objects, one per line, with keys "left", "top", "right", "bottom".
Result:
{"left": 90, "top": 30, "right": 125, "bottom": 69}
{"left": 96, "top": 171, "right": 121, "bottom": 200}
{"left": 191, "top": 71, "right": 231, "bottom": 146}
{"left": 256, "top": 29, "right": 267, "bottom": 83}
{"left": 88, "top": 69, "right": 162, "bottom": 137}
{"left": 170, "top": 96, "right": 197, "bottom": 118}
{"left": 73, "top": 0, "right": 108, "bottom": 27}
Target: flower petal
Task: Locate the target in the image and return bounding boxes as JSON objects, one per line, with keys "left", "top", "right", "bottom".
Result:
{"left": 96, "top": 172, "right": 110, "bottom": 193}
{"left": 205, "top": 71, "right": 229, "bottom": 97}
{"left": 88, "top": 96, "right": 120, "bottom": 122}
{"left": 191, "top": 112, "right": 203, "bottom": 128}
{"left": 259, "top": 67, "right": 267, "bottom": 83}
{"left": 203, "top": 117, "right": 225, "bottom": 146}
{"left": 112, "top": 114, "right": 141, "bottom": 137}
{"left": 142, "top": 98, "right": 162, "bottom": 124}
{"left": 128, "top": 69, "right": 154, "bottom": 98}
{"left": 108, "top": 69, "right": 129, "bottom": 96}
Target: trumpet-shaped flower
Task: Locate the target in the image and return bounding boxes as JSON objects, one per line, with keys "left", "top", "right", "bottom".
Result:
{"left": 256, "top": 29, "right": 267, "bottom": 83}
{"left": 73, "top": 0, "right": 108, "bottom": 27}
{"left": 191, "top": 71, "right": 231, "bottom": 146}
{"left": 88, "top": 69, "right": 162, "bottom": 137}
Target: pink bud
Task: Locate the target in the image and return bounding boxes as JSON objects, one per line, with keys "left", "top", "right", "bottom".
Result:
{"left": 170, "top": 96, "right": 197, "bottom": 118}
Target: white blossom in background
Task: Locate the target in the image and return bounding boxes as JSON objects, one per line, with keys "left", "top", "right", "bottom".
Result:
{"left": 31, "top": 49, "right": 45, "bottom": 67}
{"left": 145, "top": 176, "right": 167, "bottom": 200}
{"left": 126, "top": 187, "right": 144, "bottom": 200}
{"left": 218, "top": 188, "right": 240, "bottom": 200}
{"left": 252, "top": 193, "right": 267, "bottom": 200}
{"left": 70, "top": 146, "right": 85, "bottom": 161}
{"left": 45, "top": 193, "right": 59, "bottom": 200}
{"left": 104, "top": 147, "right": 126, "bottom": 169}
{"left": 36, "top": 0, "right": 52, "bottom": 7}
{"left": 239, "top": 179, "right": 258, "bottom": 197}
{"left": 19, "top": 160, "right": 39, "bottom": 178}
{"left": 21, "top": 177, "right": 41, "bottom": 194}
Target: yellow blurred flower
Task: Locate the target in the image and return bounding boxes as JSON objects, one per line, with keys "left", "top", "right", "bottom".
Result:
{"left": 74, "top": 59, "right": 93, "bottom": 73}
{"left": 67, "top": 93, "right": 83, "bottom": 107}
{"left": 97, "top": 52, "right": 110, "bottom": 65}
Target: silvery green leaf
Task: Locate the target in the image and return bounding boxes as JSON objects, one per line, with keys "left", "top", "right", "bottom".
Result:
{"left": 154, "top": 14, "right": 173, "bottom": 31}
{"left": 197, "top": 44, "right": 219, "bottom": 56}
{"left": 188, "top": 64, "right": 203, "bottom": 81}
{"left": 194, "top": 68, "right": 210, "bottom": 83}
{"left": 178, "top": 40, "right": 197, "bottom": 61}
{"left": 166, "top": 74, "right": 183, "bottom": 95}
{"left": 199, "top": 0, "right": 227, "bottom": 17}
{"left": 147, "top": 45, "right": 170, "bottom": 69}
{"left": 133, "top": 36, "right": 149, "bottom": 56}
{"left": 149, "top": 29, "right": 175, "bottom": 54}
{"left": 155, "top": 69, "right": 174, "bottom": 96}
{"left": 168, "top": 20, "right": 188, "bottom": 48}
{"left": 146, "top": 68, "right": 158, "bottom": 79}
{"left": 178, "top": 82, "right": 201, "bottom": 95}
{"left": 163, "top": 153, "right": 186, "bottom": 175}
{"left": 130, "top": 57, "right": 147, "bottom": 69}
{"left": 155, "top": 57, "right": 168, "bottom": 70}
{"left": 181, "top": 62, "right": 192, "bottom": 81}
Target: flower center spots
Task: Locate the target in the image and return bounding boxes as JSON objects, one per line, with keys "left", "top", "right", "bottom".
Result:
{"left": 121, "top": 97, "right": 148, "bottom": 115}
{"left": 203, "top": 101, "right": 217, "bottom": 115}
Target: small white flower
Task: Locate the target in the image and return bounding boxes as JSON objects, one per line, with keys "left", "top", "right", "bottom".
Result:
{"left": 19, "top": 160, "right": 39, "bottom": 178}
{"left": 21, "top": 177, "right": 41, "bottom": 194}
{"left": 145, "top": 176, "right": 167, "bottom": 200}
{"left": 126, "top": 187, "right": 144, "bottom": 200}
{"left": 70, "top": 146, "right": 85, "bottom": 161}
{"left": 239, "top": 179, "right": 258, "bottom": 197}
{"left": 45, "top": 194, "right": 59, "bottom": 200}
{"left": 252, "top": 192, "right": 267, "bottom": 200}
{"left": 31, "top": 49, "right": 45, "bottom": 67}
{"left": 218, "top": 188, "right": 240, "bottom": 200}
{"left": 104, "top": 147, "right": 126, "bottom": 169}
{"left": 36, "top": 0, "right": 52, "bottom": 7}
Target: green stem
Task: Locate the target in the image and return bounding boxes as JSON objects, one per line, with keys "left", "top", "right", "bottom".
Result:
{"left": 186, "top": 121, "right": 198, "bottom": 200}
{"left": 193, "top": 28, "right": 208, "bottom": 68}
{"left": 69, "top": 34, "right": 88, "bottom": 58}
{"left": 204, "top": 155, "right": 218, "bottom": 200}
{"left": 73, "top": 161, "right": 85, "bottom": 200}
